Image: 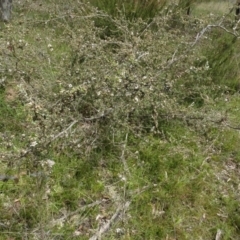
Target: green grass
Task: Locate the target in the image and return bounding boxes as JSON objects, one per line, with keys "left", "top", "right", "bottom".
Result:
{"left": 0, "top": 0, "right": 240, "bottom": 239}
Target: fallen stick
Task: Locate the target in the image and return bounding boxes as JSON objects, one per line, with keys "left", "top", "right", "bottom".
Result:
{"left": 89, "top": 201, "right": 130, "bottom": 240}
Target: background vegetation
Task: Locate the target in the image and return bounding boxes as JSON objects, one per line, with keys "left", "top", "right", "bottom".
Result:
{"left": 1, "top": 0, "right": 240, "bottom": 239}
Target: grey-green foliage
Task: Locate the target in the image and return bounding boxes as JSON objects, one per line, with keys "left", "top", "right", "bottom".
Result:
{"left": 0, "top": 1, "right": 240, "bottom": 239}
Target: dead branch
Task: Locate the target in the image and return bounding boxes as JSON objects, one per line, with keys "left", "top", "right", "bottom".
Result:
{"left": 89, "top": 201, "right": 131, "bottom": 240}
{"left": 51, "top": 200, "right": 104, "bottom": 228}
{"left": 192, "top": 24, "right": 239, "bottom": 47}
{"left": 50, "top": 119, "right": 79, "bottom": 142}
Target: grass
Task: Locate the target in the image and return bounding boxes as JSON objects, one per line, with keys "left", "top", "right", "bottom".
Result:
{"left": 195, "top": 1, "right": 234, "bottom": 16}
{"left": 0, "top": 0, "right": 240, "bottom": 239}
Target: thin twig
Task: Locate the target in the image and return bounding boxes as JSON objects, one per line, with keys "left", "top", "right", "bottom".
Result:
{"left": 89, "top": 201, "right": 131, "bottom": 240}
{"left": 51, "top": 200, "right": 104, "bottom": 226}
{"left": 84, "top": 108, "right": 113, "bottom": 121}
{"left": 50, "top": 120, "right": 79, "bottom": 142}
{"left": 192, "top": 24, "right": 238, "bottom": 47}
{"left": 225, "top": 123, "right": 240, "bottom": 130}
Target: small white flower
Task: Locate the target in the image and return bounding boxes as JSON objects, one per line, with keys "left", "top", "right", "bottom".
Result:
{"left": 48, "top": 44, "right": 54, "bottom": 51}
{"left": 0, "top": 77, "right": 6, "bottom": 84}
{"left": 205, "top": 61, "right": 209, "bottom": 70}
{"left": 73, "top": 231, "right": 81, "bottom": 236}
{"left": 119, "top": 174, "right": 127, "bottom": 181}
{"left": 116, "top": 228, "right": 124, "bottom": 234}
{"left": 30, "top": 141, "right": 37, "bottom": 147}
{"left": 134, "top": 96, "right": 139, "bottom": 102}
{"left": 46, "top": 159, "right": 55, "bottom": 168}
